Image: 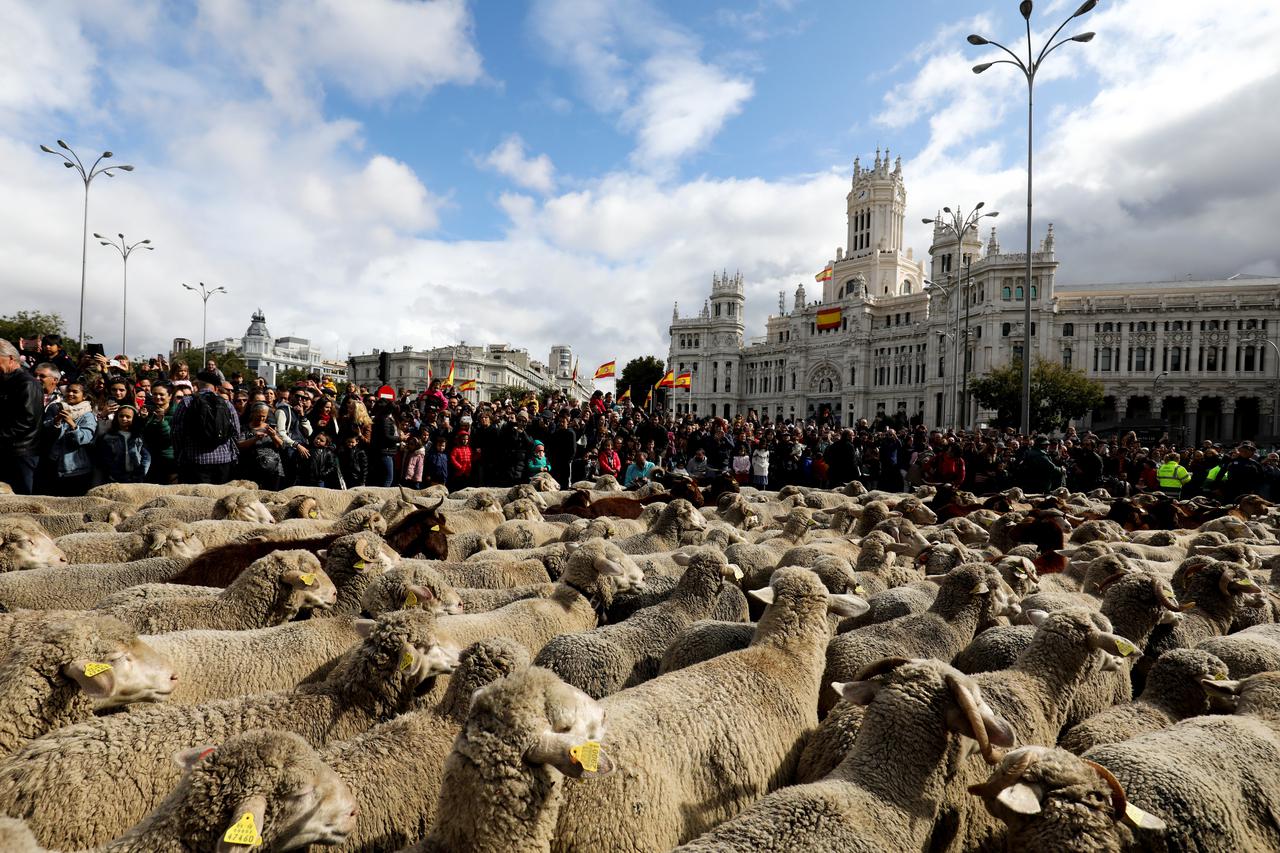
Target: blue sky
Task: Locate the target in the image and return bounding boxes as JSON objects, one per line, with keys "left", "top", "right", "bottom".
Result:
{"left": 3, "top": 0, "right": 1278, "bottom": 376}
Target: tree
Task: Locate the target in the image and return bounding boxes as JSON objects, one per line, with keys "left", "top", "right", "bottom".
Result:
{"left": 489, "top": 383, "right": 532, "bottom": 405}
{"left": 969, "top": 359, "right": 1104, "bottom": 433}
{"left": 617, "top": 356, "right": 667, "bottom": 402}
{"left": 275, "top": 367, "right": 310, "bottom": 388}
{"left": 174, "top": 348, "right": 258, "bottom": 383}
{"left": 0, "top": 310, "right": 79, "bottom": 356}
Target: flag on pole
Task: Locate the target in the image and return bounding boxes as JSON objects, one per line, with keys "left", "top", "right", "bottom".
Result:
{"left": 815, "top": 264, "right": 833, "bottom": 283}
{"left": 674, "top": 371, "right": 692, "bottom": 389}
{"left": 816, "top": 307, "right": 843, "bottom": 330}
{"left": 657, "top": 371, "right": 675, "bottom": 389}
{"left": 642, "top": 388, "right": 651, "bottom": 408}
{"left": 457, "top": 379, "right": 477, "bottom": 392}
{"left": 571, "top": 359, "right": 579, "bottom": 382}
{"left": 618, "top": 388, "right": 631, "bottom": 401}
{"left": 594, "top": 360, "right": 616, "bottom": 379}
{"left": 443, "top": 359, "right": 456, "bottom": 387}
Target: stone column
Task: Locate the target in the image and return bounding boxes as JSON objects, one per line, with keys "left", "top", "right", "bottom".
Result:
{"left": 1185, "top": 400, "right": 1199, "bottom": 445}
{"left": 1221, "top": 399, "right": 1236, "bottom": 444}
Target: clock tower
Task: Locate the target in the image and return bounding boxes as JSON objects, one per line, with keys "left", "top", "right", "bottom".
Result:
{"left": 824, "top": 148, "right": 922, "bottom": 301}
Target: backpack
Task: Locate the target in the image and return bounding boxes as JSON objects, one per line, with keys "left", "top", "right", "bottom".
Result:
{"left": 188, "top": 393, "right": 235, "bottom": 450}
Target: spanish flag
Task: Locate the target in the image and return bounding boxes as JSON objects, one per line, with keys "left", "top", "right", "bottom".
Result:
{"left": 443, "top": 359, "right": 455, "bottom": 387}
{"left": 815, "top": 265, "right": 833, "bottom": 283}
{"left": 642, "top": 388, "right": 652, "bottom": 408}
{"left": 674, "top": 371, "right": 692, "bottom": 389}
{"left": 457, "top": 379, "right": 477, "bottom": 392}
{"left": 657, "top": 371, "right": 675, "bottom": 389}
{"left": 594, "top": 361, "right": 616, "bottom": 379}
{"left": 572, "top": 359, "right": 579, "bottom": 382}
{"left": 816, "top": 307, "right": 842, "bottom": 330}
{"left": 619, "top": 388, "right": 631, "bottom": 401}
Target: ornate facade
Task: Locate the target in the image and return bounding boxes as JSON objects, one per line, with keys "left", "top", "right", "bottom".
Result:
{"left": 347, "top": 342, "right": 593, "bottom": 402}
{"left": 668, "top": 151, "right": 1280, "bottom": 442}
{"left": 203, "top": 310, "right": 346, "bottom": 385}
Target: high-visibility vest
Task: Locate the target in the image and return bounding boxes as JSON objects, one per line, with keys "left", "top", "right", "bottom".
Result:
{"left": 1205, "top": 465, "right": 1226, "bottom": 482}
{"left": 1156, "top": 461, "right": 1189, "bottom": 491}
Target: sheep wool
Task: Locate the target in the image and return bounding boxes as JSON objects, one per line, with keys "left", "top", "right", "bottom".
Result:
{"left": 0, "top": 556, "right": 191, "bottom": 611}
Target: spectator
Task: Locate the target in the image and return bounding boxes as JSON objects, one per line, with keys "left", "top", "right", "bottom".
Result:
{"left": 43, "top": 380, "right": 97, "bottom": 495}
{"left": 142, "top": 382, "right": 176, "bottom": 484}
{"left": 170, "top": 370, "right": 240, "bottom": 484}
{"left": 0, "top": 339, "right": 43, "bottom": 494}
{"left": 203, "top": 359, "right": 227, "bottom": 386}
{"left": 449, "top": 430, "right": 473, "bottom": 487}
{"left": 38, "top": 335, "right": 79, "bottom": 381}
{"left": 369, "top": 399, "right": 401, "bottom": 487}
{"left": 96, "top": 404, "right": 150, "bottom": 484}
{"left": 1222, "top": 441, "right": 1264, "bottom": 501}
{"left": 425, "top": 436, "right": 450, "bottom": 487}
{"left": 731, "top": 443, "right": 751, "bottom": 485}
{"left": 624, "top": 450, "right": 655, "bottom": 488}
{"left": 546, "top": 412, "right": 576, "bottom": 488}
{"left": 596, "top": 437, "right": 622, "bottom": 480}
{"left": 235, "top": 402, "right": 286, "bottom": 490}
{"left": 338, "top": 434, "right": 367, "bottom": 491}
{"left": 687, "top": 447, "right": 711, "bottom": 482}
{"left": 1155, "top": 452, "right": 1190, "bottom": 496}
{"left": 1015, "top": 435, "right": 1065, "bottom": 494}
{"left": 402, "top": 435, "right": 425, "bottom": 489}
{"left": 297, "top": 431, "right": 340, "bottom": 488}
{"left": 750, "top": 443, "right": 770, "bottom": 488}
{"left": 526, "top": 440, "right": 550, "bottom": 480}
{"left": 501, "top": 411, "right": 536, "bottom": 485}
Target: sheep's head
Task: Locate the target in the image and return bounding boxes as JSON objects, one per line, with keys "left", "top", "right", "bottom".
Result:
{"left": 0, "top": 519, "right": 67, "bottom": 569}
{"left": 465, "top": 667, "right": 614, "bottom": 779}
{"left": 529, "top": 471, "right": 561, "bottom": 492}
{"left": 990, "top": 555, "right": 1039, "bottom": 599}
{"left": 562, "top": 540, "right": 644, "bottom": 599}
{"left": 969, "top": 746, "right": 1165, "bottom": 844}
{"left": 504, "top": 498, "right": 542, "bottom": 521}
{"left": 289, "top": 495, "right": 321, "bottom": 520}
{"left": 593, "top": 474, "right": 622, "bottom": 492}
{"left": 361, "top": 566, "right": 464, "bottom": 617}
{"left": 1179, "top": 560, "right": 1265, "bottom": 610}
{"left": 1198, "top": 515, "right": 1253, "bottom": 540}
{"left": 942, "top": 516, "right": 990, "bottom": 546}
{"left": 265, "top": 551, "right": 338, "bottom": 619}
{"left": 336, "top": 507, "right": 387, "bottom": 535}
{"left": 505, "top": 484, "right": 548, "bottom": 511}
{"left": 1146, "top": 648, "right": 1229, "bottom": 715}
{"left": 464, "top": 492, "right": 502, "bottom": 512}
{"left": 831, "top": 658, "right": 1014, "bottom": 765}
{"left": 143, "top": 522, "right": 205, "bottom": 560}
{"left": 439, "top": 638, "right": 531, "bottom": 722}
{"left": 932, "top": 564, "right": 1020, "bottom": 622}
{"left": 321, "top": 532, "right": 397, "bottom": 581}
{"left": 752, "top": 566, "right": 870, "bottom": 623}
{"left": 1069, "top": 519, "right": 1124, "bottom": 545}
{"left": 671, "top": 548, "right": 744, "bottom": 587}
{"left": 172, "top": 730, "right": 357, "bottom": 851}
{"left": 662, "top": 498, "right": 707, "bottom": 535}
{"left": 1023, "top": 607, "right": 1142, "bottom": 673}
{"left": 351, "top": 609, "right": 461, "bottom": 698}
{"left": 894, "top": 496, "right": 938, "bottom": 525}
{"left": 218, "top": 493, "right": 275, "bottom": 525}
{"left": 42, "top": 615, "right": 177, "bottom": 709}
{"left": 805, "top": 554, "right": 863, "bottom": 597}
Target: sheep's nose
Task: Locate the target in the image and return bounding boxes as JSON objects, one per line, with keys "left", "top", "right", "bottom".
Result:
{"left": 170, "top": 673, "right": 180, "bottom": 681}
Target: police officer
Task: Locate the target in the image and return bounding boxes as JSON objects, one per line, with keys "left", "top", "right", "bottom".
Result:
{"left": 1155, "top": 452, "right": 1190, "bottom": 496}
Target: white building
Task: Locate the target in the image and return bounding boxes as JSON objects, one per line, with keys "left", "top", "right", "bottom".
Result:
{"left": 204, "top": 310, "right": 346, "bottom": 385}
{"left": 668, "top": 150, "right": 1280, "bottom": 443}
{"left": 347, "top": 342, "right": 594, "bottom": 402}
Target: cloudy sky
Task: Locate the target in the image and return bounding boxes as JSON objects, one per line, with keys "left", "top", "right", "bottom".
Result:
{"left": 3, "top": 0, "right": 1278, "bottom": 378}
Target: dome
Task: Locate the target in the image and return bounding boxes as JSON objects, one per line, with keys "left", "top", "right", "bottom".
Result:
{"left": 245, "top": 309, "right": 271, "bottom": 340}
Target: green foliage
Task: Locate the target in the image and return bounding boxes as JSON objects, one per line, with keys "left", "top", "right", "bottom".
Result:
{"left": 174, "top": 348, "right": 258, "bottom": 383}
{"left": 617, "top": 356, "right": 667, "bottom": 401}
{"left": 969, "top": 359, "right": 1104, "bottom": 432}
{"left": 275, "top": 367, "right": 310, "bottom": 388}
{"left": 0, "top": 310, "right": 78, "bottom": 356}
{"left": 489, "top": 383, "right": 532, "bottom": 404}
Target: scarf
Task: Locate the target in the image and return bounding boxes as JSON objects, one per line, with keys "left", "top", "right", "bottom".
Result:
{"left": 63, "top": 399, "right": 92, "bottom": 421}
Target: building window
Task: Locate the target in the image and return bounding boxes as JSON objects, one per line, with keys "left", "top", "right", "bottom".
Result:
{"left": 1063, "top": 347, "right": 1072, "bottom": 369}
{"left": 1001, "top": 286, "right": 1012, "bottom": 301}
{"left": 1030, "top": 285, "right": 1038, "bottom": 299}
{"left": 1015, "top": 286, "right": 1024, "bottom": 300}
{"left": 1030, "top": 322, "right": 1036, "bottom": 336}
{"left": 714, "top": 304, "right": 721, "bottom": 317}
{"left": 1001, "top": 323, "right": 1011, "bottom": 337}
{"left": 1100, "top": 348, "right": 1112, "bottom": 371}
{"left": 905, "top": 312, "right": 911, "bottom": 324}
{"left": 1102, "top": 322, "right": 1114, "bottom": 333}
{"left": 1062, "top": 323, "right": 1074, "bottom": 337}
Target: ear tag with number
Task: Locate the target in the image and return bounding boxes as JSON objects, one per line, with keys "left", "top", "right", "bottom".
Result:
{"left": 569, "top": 741, "right": 601, "bottom": 772}
{"left": 1124, "top": 801, "right": 1166, "bottom": 830}
{"left": 1114, "top": 638, "right": 1138, "bottom": 657}
{"left": 309, "top": 510, "right": 319, "bottom": 519}
{"left": 298, "top": 573, "right": 316, "bottom": 586}
{"left": 83, "top": 662, "right": 113, "bottom": 678}
{"left": 353, "top": 560, "right": 367, "bottom": 570}
{"left": 223, "top": 812, "right": 263, "bottom": 846}
{"left": 399, "top": 651, "right": 414, "bottom": 672}
{"left": 404, "top": 589, "right": 419, "bottom": 608}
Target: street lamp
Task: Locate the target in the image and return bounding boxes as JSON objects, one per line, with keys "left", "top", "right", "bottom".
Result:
{"left": 95, "top": 233, "right": 153, "bottom": 357}
{"left": 924, "top": 203, "right": 999, "bottom": 431}
{"left": 181, "top": 282, "right": 228, "bottom": 366}
{"left": 39, "top": 140, "right": 134, "bottom": 349}
{"left": 924, "top": 277, "right": 960, "bottom": 431}
{"left": 1262, "top": 340, "right": 1280, "bottom": 437}
{"left": 968, "top": 0, "right": 1096, "bottom": 437}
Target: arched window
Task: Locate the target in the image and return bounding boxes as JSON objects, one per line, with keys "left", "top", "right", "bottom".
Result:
{"left": 1102, "top": 322, "right": 1114, "bottom": 332}
{"left": 1063, "top": 323, "right": 1074, "bottom": 337}
{"left": 1030, "top": 285, "right": 1038, "bottom": 298}
{"left": 1002, "top": 323, "right": 1011, "bottom": 337}
{"left": 1062, "top": 347, "right": 1073, "bottom": 369}
{"left": 1001, "top": 286, "right": 1012, "bottom": 301}
{"left": 902, "top": 278, "right": 913, "bottom": 294}
{"left": 1015, "top": 286, "right": 1024, "bottom": 300}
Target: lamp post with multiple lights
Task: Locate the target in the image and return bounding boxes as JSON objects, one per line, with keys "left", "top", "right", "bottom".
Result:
{"left": 95, "top": 234, "right": 153, "bottom": 357}
{"left": 967, "top": 0, "right": 1096, "bottom": 437}
{"left": 924, "top": 203, "right": 998, "bottom": 431}
{"left": 39, "top": 141, "right": 134, "bottom": 349}
{"left": 181, "top": 283, "right": 227, "bottom": 366}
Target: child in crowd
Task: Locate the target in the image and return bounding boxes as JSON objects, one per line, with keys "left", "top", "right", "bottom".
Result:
{"left": 339, "top": 433, "right": 367, "bottom": 489}
{"left": 402, "top": 435, "right": 425, "bottom": 490}
{"left": 96, "top": 404, "right": 150, "bottom": 483}
{"left": 298, "top": 432, "right": 340, "bottom": 488}
{"left": 750, "top": 444, "right": 770, "bottom": 489}
{"left": 526, "top": 440, "right": 550, "bottom": 480}
{"left": 425, "top": 436, "right": 450, "bottom": 487}
{"left": 449, "top": 430, "right": 472, "bottom": 487}
{"left": 731, "top": 443, "right": 752, "bottom": 485}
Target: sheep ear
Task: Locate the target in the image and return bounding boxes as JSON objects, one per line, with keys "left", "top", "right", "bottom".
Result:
{"left": 995, "top": 782, "right": 1044, "bottom": 815}
{"left": 527, "top": 732, "right": 616, "bottom": 780}
{"left": 217, "top": 793, "right": 268, "bottom": 853}
{"left": 64, "top": 659, "right": 117, "bottom": 699}
{"left": 672, "top": 552, "right": 693, "bottom": 566}
{"left": 593, "top": 556, "right": 626, "bottom": 577}
{"left": 316, "top": 549, "right": 329, "bottom": 561}
{"left": 172, "top": 744, "right": 217, "bottom": 771}
{"left": 1088, "top": 631, "right": 1141, "bottom": 659}
{"left": 1025, "top": 609, "right": 1050, "bottom": 627}
{"left": 831, "top": 680, "right": 880, "bottom": 706}
{"left": 405, "top": 584, "right": 436, "bottom": 607}
{"left": 827, "top": 593, "right": 870, "bottom": 618}
{"left": 748, "top": 587, "right": 775, "bottom": 605}
{"left": 353, "top": 619, "right": 377, "bottom": 639}
{"left": 1200, "top": 677, "right": 1242, "bottom": 700}
{"left": 886, "top": 542, "right": 913, "bottom": 554}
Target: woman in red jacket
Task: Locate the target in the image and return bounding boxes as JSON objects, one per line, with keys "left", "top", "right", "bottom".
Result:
{"left": 597, "top": 437, "right": 621, "bottom": 478}
{"left": 449, "top": 430, "right": 473, "bottom": 487}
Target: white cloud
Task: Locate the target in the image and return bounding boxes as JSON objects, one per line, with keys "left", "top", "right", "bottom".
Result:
{"left": 0, "top": 2, "right": 97, "bottom": 127}
{"left": 624, "top": 55, "right": 753, "bottom": 167}
{"left": 478, "top": 135, "right": 557, "bottom": 193}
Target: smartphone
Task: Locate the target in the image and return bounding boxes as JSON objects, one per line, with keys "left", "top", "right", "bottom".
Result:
{"left": 86, "top": 343, "right": 106, "bottom": 356}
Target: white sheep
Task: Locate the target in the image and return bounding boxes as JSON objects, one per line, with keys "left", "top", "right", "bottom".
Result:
{"left": 0, "top": 556, "right": 192, "bottom": 611}
{"left": 0, "top": 518, "right": 67, "bottom": 572}
{"left": 53, "top": 522, "right": 204, "bottom": 564}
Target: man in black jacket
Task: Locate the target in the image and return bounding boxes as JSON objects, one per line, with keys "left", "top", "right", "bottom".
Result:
{"left": 0, "top": 340, "right": 43, "bottom": 494}
{"left": 545, "top": 412, "right": 576, "bottom": 488}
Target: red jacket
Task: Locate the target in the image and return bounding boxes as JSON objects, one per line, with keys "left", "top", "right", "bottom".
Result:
{"left": 449, "top": 445, "right": 472, "bottom": 478}
{"left": 936, "top": 454, "right": 965, "bottom": 487}
{"left": 598, "top": 449, "right": 621, "bottom": 475}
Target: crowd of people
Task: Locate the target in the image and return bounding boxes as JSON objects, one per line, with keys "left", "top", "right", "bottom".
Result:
{"left": 2, "top": 334, "right": 1276, "bottom": 501}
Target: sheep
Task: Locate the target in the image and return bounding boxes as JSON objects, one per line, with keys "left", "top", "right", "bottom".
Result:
{"left": 84, "top": 479, "right": 258, "bottom": 503}
{"left": 264, "top": 493, "right": 323, "bottom": 522}
{"left": 319, "top": 638, "right": 531, "bottom": 852}
{"left": 534, "top": 549, "right": 745, "bottom": 698}
{"left": 927, "top": 607, "right": 1141, "bottom": 853}
{"left": 837, "top": 580, "right": 938, "bottom": 631}
{"left": 1080, "top": 671, "right": 1280, "bottom": 852}
{"left": 412, "top": 666, "right": 616, "bottom": 853}
{"left": 9, "top": 513, "right": 116, "bottom": 538}
{"left": 92, "top": 550, "right": 336, "bottom": 634}
{"left": 53, "top": 521, "right": 204, "bottom": 564}
{"left": 449, "top": 530, "right": 497, "bottom": 561}
{"left": 1141, "top": 559, "right": 1263, "bottom": 665}
{"left": 0, "top": 608, "right": 458, "bottom": 849}
{"left": 954, "top": 624, "right": 1037, "bottom": 674}
{"left": 116, "top": 491, "right": 276, "bottom": 530}
{"left": 432, "top": 539, "right": 646, "bottom": 659}
{"left": 493, "top": 517, "right": 568, "bottom": 550}
{"left": 549, "top": 568, "right": 869, "bottom": 851}
{"left": 0, "top": 518, "right": 67, "bottom": 572}
{"left": 105, "top": 728, "right": 357, "bottom": 851}
{"left": 610, "top": 498, "right": 707, "bottom": 554}
{"left": 1059, "top": 647, "right": 1230, "bottom": 754}
{"left": 0, "top": 615, "right": 176, "bottom": 756}
{"left": 412, "top": 553, "right": 554, "bottom": 589}
{"left": 0, "top": 556, "right": 192, "bottom": 611}
{"left": 1197, "top": 623, "right": 1280, "bottom": 677}
{"left": 968, "top": 745, "right": 1167, "bottom": 853}
{"left": 672, "top": 658, "right": 1015, "bottom": 852}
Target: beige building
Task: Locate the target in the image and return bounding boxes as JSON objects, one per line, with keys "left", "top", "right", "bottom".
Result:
{"left": 668, "top": 150, "right": 1280, "bottom": 442}
{"left": 347, "top": 342, "right": 594, "bottom": 402}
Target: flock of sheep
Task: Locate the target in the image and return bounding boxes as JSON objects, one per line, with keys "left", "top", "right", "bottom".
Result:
{"left": 0, "top": 469, "right": 1277, "bottom": 852}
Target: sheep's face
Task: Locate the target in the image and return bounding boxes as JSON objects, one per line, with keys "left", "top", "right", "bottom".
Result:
{"left": 283, "top": 559, "right": 339, "bottom": 615}
{"left": 65, "top": 634, "right": 177, "bottom": 709}
{"left": 505, "top": 499, "right": 542, "bottom": 521}
{"left": 147, "top": 526, "right": 204, "bottom": 559}
{"left": 232, "top": 498, "right": 275, "bottom": 525}
{"left": 468, "top": 493, "right": 501, "bottom": 512}
{"left": 669, "top": 500, "right": 706, "bottom": 533}
{"left": 0, "top": 524, "right": 67, "bottom": 569}
{"left": 530, "top": 472, "right": 560, "bottom": 491}
{"left": 593, "top": 547, "right": 645, "bottom": 593}
{"left": 394, "top": 632, "right": 461, "bottom": 692}
{"left": 994, "top": 556, "right": 1039, "bottom": 598}
{"left": 594, "top": 474, "right": 622, "bottom": 491}
{"left": 897, "top": 497, "right": 938, "bottom": 525}
{"left": 267, "top": 758, "right": 358, "bottom": 848}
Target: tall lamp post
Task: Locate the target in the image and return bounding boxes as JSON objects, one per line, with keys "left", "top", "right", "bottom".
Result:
{"left": 95, "top": 233, "right": 153, "bottom": 357}
{"left": 924, "top": 203, "right": 998, "bottom": 432}
{"left": 1263, "top": 340, "right": 1280, "bottom": 437}
{"left": 181, "top": 283, "right": 227, "bottom": 366}
{"left": 39, "top": 141, "right": 134, "bottom": 349}
{"left": 968, "top": 0, "right": 1096, "bottom": 437}
{"left": 924, "top": 277, "right": 960, "bottom": 431}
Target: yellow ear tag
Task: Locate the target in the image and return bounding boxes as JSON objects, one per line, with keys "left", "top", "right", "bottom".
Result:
{"left": 430, "top": 525, "right": 441, "bottom": 532}
{"left": 298, "top": 573, "right": 316, "bottom": 586}
{"left": 223, "top": 811, "right": 263, "bottom": 847}
{"left": 309, "top": 510, "right": 319, "bottom": 519}
{"left": 399, "top": 651, "right": 414, "bottom": 672}
{"left": 1114, "top": 638, "right": 1138, "bottom": 657}
{"left": 1124, "top": 801, "right": 1165, "bottom": 830}
{"left": 855, "top": 585, "right": 866, "bottom": 596}
{"left": 569, "top": 741, "right": 601, "bottom": 772}
{"left": 353, "top": 560, "right": 367, "bottom": 570}
{"left": 83, "top": 662, "right": 112, "bottom": 678}
{"left": 404, "top": 589, "right": 419, "bottom": 608}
